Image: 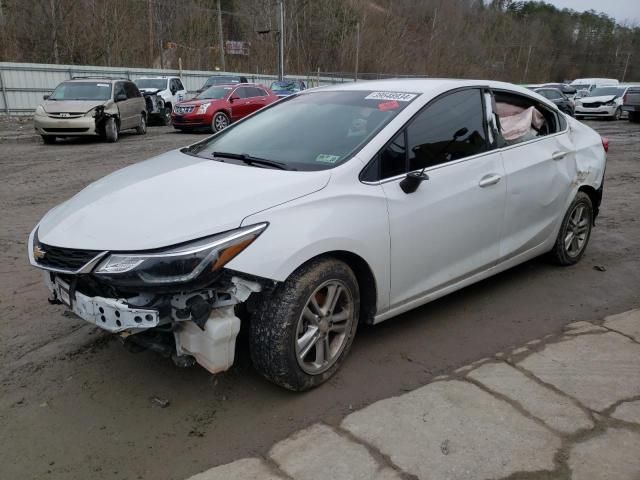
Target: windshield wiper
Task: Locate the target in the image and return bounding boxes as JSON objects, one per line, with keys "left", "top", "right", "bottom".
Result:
{"left": 212, "top": 151, "right": 291, "bottom": 170}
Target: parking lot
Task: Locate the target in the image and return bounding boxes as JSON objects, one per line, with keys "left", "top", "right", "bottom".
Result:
{"left": 1, "top": 119, "right": 639, "bottom": 480}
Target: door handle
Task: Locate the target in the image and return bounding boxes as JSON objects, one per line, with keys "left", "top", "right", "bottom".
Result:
{"left": 479, "top": 174, "right": 502, "bottom": 188}
{"left": 552, "top": 151, "right": 568, "bottom": 161}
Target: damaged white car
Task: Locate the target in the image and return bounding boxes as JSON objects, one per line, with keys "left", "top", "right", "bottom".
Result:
{"left": 28, "top": 79, "right": 607, "bottom": 390}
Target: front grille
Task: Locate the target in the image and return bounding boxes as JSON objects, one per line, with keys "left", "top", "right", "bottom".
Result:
{"left": 581, "top": 102, "right": 605, "bottom": 108}
{"left": 44, "top": 128, "right": 90, "bottom": 133}
{"left": 36, "top": 243, "right": 103, "bottom": 271}
{"left": 47, "top": 113, "right": 84, "bottom": 119}
{"left": 175, "top": 105, "right": 195, "bottom": 114}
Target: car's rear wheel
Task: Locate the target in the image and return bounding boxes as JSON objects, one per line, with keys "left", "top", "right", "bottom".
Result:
{"left": 550, "top": 192, "right": 593, "bottom": 265}
{"left": 41, "top": 135, "right": 56, "bottom": 144}
{"left": 104, "top": 118, "right": 119, "bottom": 142}
{"left": 211, "top": 111, "right": 229, "bottom": 132}
{"left": 136, "top": 114, "right": 147, "bottom": 134}
{"left": 250, "top": 258, "right": 360, "bottom": 391}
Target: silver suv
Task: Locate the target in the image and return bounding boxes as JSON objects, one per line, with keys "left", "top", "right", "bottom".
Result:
{"left": 34, "top": 77, "right": 147, "bottom": 144}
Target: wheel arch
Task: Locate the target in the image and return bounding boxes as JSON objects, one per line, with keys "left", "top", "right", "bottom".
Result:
{"left": 578, "top": 184, "right": 602, "bottom": 221}
{"left": 287, "top": 250, "right": 378, "bottom": 325}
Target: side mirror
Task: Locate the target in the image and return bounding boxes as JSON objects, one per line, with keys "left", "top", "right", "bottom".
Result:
{"left": 229, "top": 94, "right": 240, "bottom": 102}
{"left": 400, "top": 171, "right": 429, "bottom": 194}
{"left": 115, "top": 93, "right": 127, "bottom": 102}
{"left": 43, "top": 94, "right": 50, "bottom": 100}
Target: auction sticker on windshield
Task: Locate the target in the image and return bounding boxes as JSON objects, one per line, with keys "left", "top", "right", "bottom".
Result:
{"left": 365, "top": 91, "right": 417, "bottom": 102}
{"left": 315, "top": 154, "right": 341, "bottom": 164}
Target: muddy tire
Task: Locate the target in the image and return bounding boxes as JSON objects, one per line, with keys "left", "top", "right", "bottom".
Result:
{"left": 549, "top": 192, "right": 593, "bottom": 266}
{"left": 41, "top": 135, "right": 56, "bottom": 144}
{"left": 136, "top": 114, "right": 147, "bottom": 134}
{"left": 104, "top": 118, "right": 119, "bottom": 142}
{"left": 162, "top": 107, "right": 172, "bottom": 126}
{"left": 250, "top": 257, "right": 360, "bottom": 391}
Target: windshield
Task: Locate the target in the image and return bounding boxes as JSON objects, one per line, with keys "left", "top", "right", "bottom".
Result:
{"left": 135, "top": 79, "right": 167, "bottom": 90}
{"left": 270, "top": 81, "right": 298, "bottom": 92}
{"left": 185, "top": 90, "right": 419, "bottom": 171}
{"left": 196, "top": 86, "right": 232, "bottom": 100}
{"left": 49, "top": 81, "right": 112, "bottom": 101}
{"left": 204, "top": 76, "right": 239, "bottom": 87}
{"left": 588, "top": 87, "right": 623, "bottom": 97}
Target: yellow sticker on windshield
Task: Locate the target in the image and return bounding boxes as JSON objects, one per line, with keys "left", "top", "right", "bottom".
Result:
{"left": 316, "top": 154, "right": 341, "bottom": 164}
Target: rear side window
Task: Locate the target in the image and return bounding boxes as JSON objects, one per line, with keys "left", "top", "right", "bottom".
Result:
{"left": 235, "top": 87, "right": 251, "bottom": 99}
{"left": 407, "top": 89, "right": 488, "bottom": 171}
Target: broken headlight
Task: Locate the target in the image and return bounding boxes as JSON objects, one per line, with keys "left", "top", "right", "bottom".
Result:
{"left": 94, "top": 223, "right": 267, "bottom": 286}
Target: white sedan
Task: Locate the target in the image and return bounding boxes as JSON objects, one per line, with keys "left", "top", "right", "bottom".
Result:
{"left": 28, "top": 79, "right": 607, "bottom": 390}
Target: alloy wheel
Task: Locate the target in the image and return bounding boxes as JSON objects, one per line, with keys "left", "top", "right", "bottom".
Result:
{"left": 564, "top": 204, "right": 590, "bottom": 257}
{"left": 295, "top": 280, "right": 355, "bottom": 375}
{"left": 213, "top": 113, "right": 229, "bottom": 131}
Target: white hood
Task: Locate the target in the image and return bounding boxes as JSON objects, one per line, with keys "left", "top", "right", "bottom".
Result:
{"left": 37, "top": 151, "right": 331, "bottom": 251}
{"left": 579, "top": 95, "right": 617, "bottom": 104}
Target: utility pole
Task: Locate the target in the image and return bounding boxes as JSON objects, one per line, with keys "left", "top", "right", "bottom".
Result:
{"left": 522, "top": 45, "right": 533, "bottom": 82}
{"left": 147, "top": 0, "right": 154, "bottom": 66}
{"left": 354, "top": 21, "right": 360, "bottom": 82}
{"left": 277, "top": 0, "right": 285, "bottom": 80}
{"left": 622, "top": 52, "right": 631, "bottom": 82}
{"left": 217, "top": 0, "right": 225, "bottom": 71}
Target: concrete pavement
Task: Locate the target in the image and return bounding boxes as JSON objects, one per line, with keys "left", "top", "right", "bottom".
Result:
{"left": 187, "top": 309, "right": 640, "bottom": 480}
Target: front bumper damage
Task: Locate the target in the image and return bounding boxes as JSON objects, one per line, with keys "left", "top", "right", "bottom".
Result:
{"left": 44, "top": 271, "right": 264, "bottom": 374}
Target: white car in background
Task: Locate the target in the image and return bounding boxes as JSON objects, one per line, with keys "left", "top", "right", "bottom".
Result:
{"left": 570, "top": 78, "right": 619, "bottom": 98}
{"left": 28, "top": 79, "right": 607, "bottom": 391}
{"left": 134, "top": 76, "right": 187, "bottom": 125}
{"left": 575, "top": 85, "right": 630, "bottom": 120}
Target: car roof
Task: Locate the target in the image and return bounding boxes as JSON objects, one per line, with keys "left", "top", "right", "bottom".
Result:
{"left": 136, "top": 76, "right": 176, "bottom": 80}
{"left": 66, "top": 77, "right": 125, "bottom": 83}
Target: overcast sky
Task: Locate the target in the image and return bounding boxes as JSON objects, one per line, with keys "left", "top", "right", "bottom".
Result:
{"left": 543, "top": 0, "right": 639, "bottom": 24}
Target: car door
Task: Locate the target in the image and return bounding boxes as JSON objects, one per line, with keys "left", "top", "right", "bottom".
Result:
{"left": 113, "top": 82, "right": 132, "bottom": 129}
{"left": 493, "top": 90, "right": 575, "bottom": 261}
{"left": 229, "top": 86, "right": 252, "bottom": 120}
{"left": 249, "top": 87, "right": 269, "bottom": 113}
{"left": 378, "top": 88, "right": 506, "bottom": 309}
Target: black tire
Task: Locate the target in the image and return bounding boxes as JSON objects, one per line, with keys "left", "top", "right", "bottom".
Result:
{"left": 104, "top": 118, "right": 118, "bottom": 142}
{"left": 612, "top": 107, "right": 622, "bottom": 121}
{"left": 41, "top": 135, "right": 56, "bottom": 144}
{"left": 629, "top": 112, "right": 640, "bottom": 123}
{"left": 211, "top": 111, "right": 230, "bottom": 132}
{"left": 136, "top": 113, "right": 147, "bottom": 134}
{"left": 161, "top": 107, "right": 172, "bottom": 126}
{"left": 250, "top": 257, "right": 360, "bottom": 391}
{"left": 549, "top": 192, "right": 593, "bottom": 266}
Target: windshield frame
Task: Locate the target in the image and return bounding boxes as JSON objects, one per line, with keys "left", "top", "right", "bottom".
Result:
{"left": 49, "top": 81, "right": 113, "bottom": 101}
{"left": 182, "top": 89, "right": 420, "bottom": 171}
{"left": 195, "top": 85, "right": 234, "bottom": 100}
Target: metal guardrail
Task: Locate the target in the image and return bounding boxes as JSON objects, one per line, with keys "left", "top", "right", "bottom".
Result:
{"left": 0, "top": 62, "right": 345, "bottom": 115}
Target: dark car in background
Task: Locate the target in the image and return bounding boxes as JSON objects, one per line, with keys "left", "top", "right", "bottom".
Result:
{"left": 621, "top": 86, "right": 640, "bottom": 123}
{"left": 540, "top": 83, "right": 577, "bottom": 99}
{"left": 269, "top": 79, "right": 307, "bottom": 97}
{"left": 195, "top": 75, "right": 248, "bottom": 95}
{"left": 172, "top": 83, "right": 277, "bottom": 132}
{"left": 534, "top": 87, "right": 575, "bottom": 116}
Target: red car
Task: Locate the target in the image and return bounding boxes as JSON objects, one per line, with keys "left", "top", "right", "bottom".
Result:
{"left": 172, "top": 83, "right": 278, "bottom": 132}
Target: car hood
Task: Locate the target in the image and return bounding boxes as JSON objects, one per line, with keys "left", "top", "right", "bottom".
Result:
{"left": 139, "top": 88, "right": 161, "bottom": 95}
{"left": 177, "top": 98, "right": 224, "bottom": 107}
{"left": 580, "top": 95, "right": 617, "bottom": 103}
{"left": 42, "top": 100, "right": 107, "bottom": 114}
{"left": 37, "top": 150, "right": 331, "bottom": 251}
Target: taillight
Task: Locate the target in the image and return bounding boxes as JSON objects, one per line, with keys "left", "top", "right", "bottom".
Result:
{"left": 601, "top": 136, "right": 609, "bottom": 153}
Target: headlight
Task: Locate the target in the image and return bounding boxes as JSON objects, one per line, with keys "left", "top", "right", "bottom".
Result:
{"left": 196, "top": 103, "right": 211, "bottom": 114}
{"left": 35, "top": 105, "right": 45, "bottom": 115}
{"left": 605, "top": 100, "right": 616, "bottom": 106}
{"left": 94, "top": 223, "right": 267, "bottom": 286}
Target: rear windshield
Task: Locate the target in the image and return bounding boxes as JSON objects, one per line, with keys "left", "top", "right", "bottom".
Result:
{"left": 184, "top": 90, "right": 419, "bottom": 171}
{"left": 588, "top": 87, "right": 624, "bottom": 97}
{"left": 135, "top": 79, "right": 167, "bottom": 90}
{"left": 49, "top": 81, "right": 112, "bottom": 101}
{"left": 196, "top": 86, "right": 233, "bottom": 100}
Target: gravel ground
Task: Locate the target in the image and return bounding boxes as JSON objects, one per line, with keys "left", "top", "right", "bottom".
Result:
{"left": 1, "top": 119, "right": 639, "bottom": 480}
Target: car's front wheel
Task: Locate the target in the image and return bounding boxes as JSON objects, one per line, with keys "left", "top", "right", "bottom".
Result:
{"left": 104, "top": 118, "right": 118, "bottom": 142}
{"left": 613, "top": 107, "right": 622, "bottom": 121}
{"left": 550, "top": 191, "right": 593, "bottom": 265}
{"left": 250, "top": 258, "right": 360, "bottom": 391}
{"left": 136, "top": 114, "right": 147, "bottom": 134}
{"left": 211, "top": 111, "right": 229, "bottom": 132}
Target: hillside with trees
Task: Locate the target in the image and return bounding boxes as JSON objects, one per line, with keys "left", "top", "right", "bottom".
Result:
{"left": 0, "top": 0, "right": 637, "bottom": 82}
